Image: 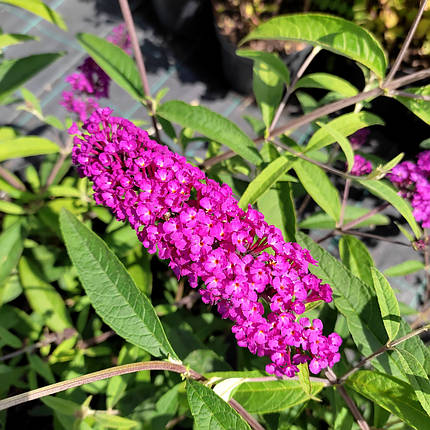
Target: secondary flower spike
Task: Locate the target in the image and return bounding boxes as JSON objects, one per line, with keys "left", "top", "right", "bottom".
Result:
{"left": 71, "top": 108, "right": 342, "bottom": 377}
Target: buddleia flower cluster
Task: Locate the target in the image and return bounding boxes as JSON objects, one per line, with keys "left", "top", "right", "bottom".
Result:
{"left": 350, "top": 154, "right": 372, "bottom": 176}
{"left": 71, "top": 108, "right": 342, "bottom": 377}
{"left": 389, "top": 151, "right": 430, "bottom": 228}
{"left": 61, "top": 24, "right": 131, "bottom": 121}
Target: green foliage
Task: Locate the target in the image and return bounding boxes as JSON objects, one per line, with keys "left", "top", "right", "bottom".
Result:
{"left": 0, "top": 53, "right": 63, "bottom": 103}
{"left": 187, "top": 379, "right": 251, "bottom": 430}
{"left": 241, "top": 14, "right": 388, "bottom": 78}
{"left": 346, "top": 370, "right": 430, "bottom": 430}
{"left": 394, "top": 85, "right": 430, "bottom": 125}
{"left": 295, "top": 73, "right": 358, "bottom": 97}
{"left": 0, "top": 137, "right": 59, "bottom": 161}
{"left": 158, "top": 101, "right": 262, "bottom": 165}
{"left": 77, "top": 33, "right": 144, "bottom": 102}
{"left": 384, "top": 260, "right": 425, "bottom": 277}
{"left": 60, "top": 209, "right": 177, "bottom": 359}
{"left": 0, "top": 0, "right": 67, "bottom": 30}
{"left": 0, "top": 33, "right": 37, "bottom": 49}
{"left": 293, "top": 159, "right": 341, "bottom": 222}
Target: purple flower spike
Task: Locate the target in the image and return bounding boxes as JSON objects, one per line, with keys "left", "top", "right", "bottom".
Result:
{"left": 71, "top": 108, "right": 342, "bottom": 377}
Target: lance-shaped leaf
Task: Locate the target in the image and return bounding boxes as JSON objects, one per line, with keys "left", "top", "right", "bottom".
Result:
{"left": 346, "top": 370, "right": 430, "bottom": 430}
{"left": 0, "top": 221, "right": 25, "bottom": 286}
{"left": 186, "top": 379, "right": 250, "bottom": 430}
{"left": 241, "top": 14, "right": 387, "bottom": 78}
{"left": 233, "top": 379, "right": 324, "bottom": 414}
{"left": 60, "top": 209, "right": 177, "bottom": 359}
{"left": 0, "top": 0, "right": 67, "bottom": 30}
{"left": 316, "top": 121, "right": 354, "bottom": 172}
{"left": 239, "top": 154, "right": 295, "bottom": 208}
{"left": 357, "top": 179, "right": 421, "bottom": 239}
{"left": 339, "top": 235, "right": 374, "bottom": 287}
{"left": 305, "top": 111, "right": 384, "bottom": 152}
{"left": 77, "top": 33, "right": 144, "bottom": 102}
{"left": 19, "top": 257, "right": 72, "bottom": 332}
{"left": 293, "top": 159, "right": 341, "bottom": 222}
{"left": 394, "top": 348, "right": 430, "bottom": 416}
{"left": 300, "top": 207, "right": 389, "bottom": 230}
{"left": 295, "top": 72, "right": 358, "bottom": 97}
{"left": 0, "top": 33, "right": 37, "bottom": 49}
{"left": 0, "top": 53, "right": 63, "bottom": 102}
{"left": 394, "top": 85, "right": 430, "bottom": 125}
{"left": 0, "top": 137, "right": 59, "bottom": 161}
{"left": 158, "top": 101, "right": 262, "bottom": 165}
{"left": 296, "top": 232, "right": 430, "bottom": 379}
{"left": 237, "top": 50, "right": 290, "bottom": 129}
{"left": 384, "top": 260, "right": 425, "bottom": 277}
{"left": 371, "top": 267, "right": 400, "bottom": 341}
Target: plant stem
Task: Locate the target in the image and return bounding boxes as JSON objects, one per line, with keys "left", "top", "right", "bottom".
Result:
{"left": 269, "top": 46, "right": 321, "bottom": 133}
{"left": 338, "top": 178, "right": 351, "bottom": 228}
{"left": 40, "top": 137, "right": 74, "bottom": 193}
{"left": 341, "top": 202, "right": 390, "bottom": 231}
{"left": 325, "top": 368, "right": 370, "bottom": 430}
{"left": 338, "top": 323, "right": 430, "bottom": 383}
{"left": 0, "top": 360, "right": 262, "bottom": 430}
{"left": 0, "top": 166, "right": 26, "bottom": 191}
{"left": 118, "top": 0, "right": 160, "bottom": 142}
{"left": 201, "top": 69, "right": 430, "bottom": 170}
{"left": 389, "top": 90, "right": 430, "bottom": 101}
{"left": 383, "top": 0, "right": 429, "bottom": 86}
{"left": 337, "top": 229, "right": 411, "bottom": 247}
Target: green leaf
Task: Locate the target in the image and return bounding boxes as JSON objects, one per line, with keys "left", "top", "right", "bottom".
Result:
{"left": 237, "top": 50, "right": 290, "bottom": 85}
{"left": 233, "top": 379, "right": 324, "bottom": 414}
{"left": 77, "top": 33, "right": 144, "bottom": 101}
{"left": 394, "top": 86, "right": 430, "bottom": 125}
{"left": 395, "top": 348, "right": 430, "bottom": 416}
{"left": 158, "top": 101, "right": 262, "bottom": 165}
{"left": 28, "top": 353, "right": 55, "bottom": 384}
{"left": 257, "top": 144, "right": 296, "bottom": 241}
{"left": 293, "top": 159, "right": 341, "bottom": 221}
{"left": 384, "top": 260, "right": 425, "bottom": 277}
{"left": 0, "top": 53, "right": 63, "bottom": 102}
{"left": 237, "top": 50, "right": 289, "bottom": 130}
{"left": 346, "top": 370, "right": 430, "bottom": 430}
{"left": 297, "top": 363, "right": 312, "bottom": 396}
{"left": 19, "top": 257, "right": 72, "bottom": 332}
{"left": 241, "top": 14, "right": 387, "bottom": 78}
{"left": 20, "top": 87, "right": 42, "bottom": 117}
{"left": 297, "top": 232, "right": 392, "bottom": 374}
{"left": 371, "top": 267, "right": 400, "bottom": 341}
{"left": 419, "top": 137, "right": 430, "bottom": 149}
{"left": 295, "top": 73, "right": 358, "bottom": 97}
{"left": 299, "top": 206, "right": 389, "bottom": 230}
{"left": 0, "top": 0, "right": 67, "bottom": 30}
{"left": 357, "top": 179, "right": 421, "bottom": 239}
{"left": 186, "top": 379, "right": 251, "bottom": 430}
{"left": 0, "top": 221, "right": 24, "bottom": 287}
{"left": 0, "top": 200, "right": 25, "bottom": 214}
{"left": 0, "top": 326, "right": 22, "bottom": 348}
{"left": 239, "top": 154, "right": 294, "bottom": 209}
{"left": 258, "top": 181, "right": 296, "bottom": 242}
{"left": 339, "top": 235, "right": 374, "bottom": 286}
{"left": 0, "top": 137, "right": 59, "bottom": 161}
{"left": 41, "top": 396, "right": 80, "bottom": 416}
{"left": 316, "top": 121, "right": 354, "bottom": 172}
{"left": 59, "top": 209, "right": 177, "bottom": 359}
{"left": 0, "top": 33, "right": 37, "bottom": 49}
{"left": 92, "top": 413, "right": 138, "bottom": 429}
{"left": 305, "top": 112, "right": 384, "bottom": 152}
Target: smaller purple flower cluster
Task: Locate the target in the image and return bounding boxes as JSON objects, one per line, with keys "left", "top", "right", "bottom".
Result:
{"left": 61, "top": 24, "right": 131, "bottom": 121}
{"left": 71, "top": 108, "right": 342, "bottom": 377}
{"left": 349, "top": 154, "right": 372, "bottom": 177}
{"left": 389, "top": 151, "right": 430, "bottom": 228}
